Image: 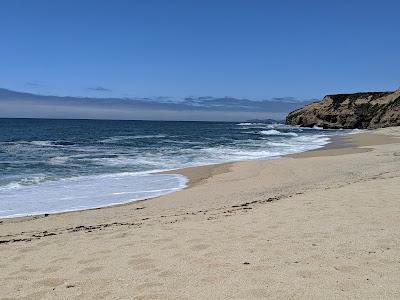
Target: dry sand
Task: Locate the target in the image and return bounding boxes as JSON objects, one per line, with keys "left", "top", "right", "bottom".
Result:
{"left": 1, "top": 127, "right": 400, "bottom": 299}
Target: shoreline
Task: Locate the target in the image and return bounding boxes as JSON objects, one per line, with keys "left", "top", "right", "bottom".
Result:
{"left": 0, "top": 127, "right": 340, "bottom": 221}
{"left": 0, "top": 127, "right": 397, "bottom": 225}
{"left": 164, "top": 129, "right": 399, "bottom": 186}
{"left": 0, "top": 129, "right": 346, "bottom": 221}
{"left": 1, "top": 127, "right": 399, "bottom": 298}
{"left": 1, "top": 128, "right": 398, "bottom": 221}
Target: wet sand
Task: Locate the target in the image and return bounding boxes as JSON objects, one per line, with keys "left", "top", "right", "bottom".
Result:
{"left": 1, "top": 127, "right": 400, "bottom": 299}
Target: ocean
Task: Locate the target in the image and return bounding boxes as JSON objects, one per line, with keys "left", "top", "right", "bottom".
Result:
{"left": 0, "top": 118, "right": 350, "bottom": 218}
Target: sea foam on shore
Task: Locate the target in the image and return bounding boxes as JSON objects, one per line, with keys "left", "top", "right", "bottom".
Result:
{"left": 0, "top": 119, "right": 350, "bottom": 218}
{"left": 0, "top": 173, "right": 187, "bottom": 218}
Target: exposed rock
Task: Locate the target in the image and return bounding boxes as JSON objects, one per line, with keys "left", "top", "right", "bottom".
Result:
{"left": 285, "top": 89, "right": 400, "bottom": 129}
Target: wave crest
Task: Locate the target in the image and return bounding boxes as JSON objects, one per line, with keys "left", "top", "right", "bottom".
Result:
{"left": 260, "top": 130, "right": 298, "bottom": 137}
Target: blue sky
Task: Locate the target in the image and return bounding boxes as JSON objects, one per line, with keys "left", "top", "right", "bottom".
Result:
{"left": 0, "top": 0, "right": 399, "bottom": 100}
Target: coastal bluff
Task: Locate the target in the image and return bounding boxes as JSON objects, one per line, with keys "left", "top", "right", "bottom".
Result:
{"left": 286, "top": 89, "right": 400, "bottom": 129}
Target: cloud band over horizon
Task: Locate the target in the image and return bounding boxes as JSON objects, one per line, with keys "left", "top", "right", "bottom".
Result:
{"left": 0, "top": 88, "right": 311, "bottom": 121}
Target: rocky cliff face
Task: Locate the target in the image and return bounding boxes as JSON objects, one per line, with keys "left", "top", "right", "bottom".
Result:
{"left": 285, "top": 89, "right": 400, "bottom": 129}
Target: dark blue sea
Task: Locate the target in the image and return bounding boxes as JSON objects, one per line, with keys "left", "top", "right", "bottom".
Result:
{"left": 0, "top": 118, "right": 350, "bottom": 218}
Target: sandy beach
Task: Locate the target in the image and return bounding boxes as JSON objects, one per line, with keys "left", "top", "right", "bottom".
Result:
{"left": 1, "top": 127, "right": 400, "bottom": 299}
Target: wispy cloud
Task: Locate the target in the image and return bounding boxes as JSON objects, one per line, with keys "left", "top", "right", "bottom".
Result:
{"left": 271, "top": 97, "right": 296, "bottom": 102}
{"left": 26, "top": 81, "right": 41, "bottom": 88}
{"left": 88, "top": 86, "right": 111, "bottom": 92}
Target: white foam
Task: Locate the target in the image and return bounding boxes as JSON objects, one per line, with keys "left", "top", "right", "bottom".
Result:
{"left": 0, "top": 182, "right": 22, "bottom": 190}
{"left": 0, "top": 173, "right": 187, "bottom": 218}
{"left": 100, "top": 134, "right": 166, "bottom": 143}
{"left": 237, "top": 123, "right": 277, "bottom": 130}
{"left": 260, "top": 130, "right": 298, "bottom": 137}
{"left": 347, "top": 129, "right": 366, "bottom": 134}
{"left": 30, "top": 140, "right": 55, "bottom": 146}
{"left": 201, "top": 146, "right": 282, "bottom": 160}
{"left": 0, "top": 176, "right": 48, "bottom": 191}
{"left": 49, "top": 156, "right": 69, "bottom": 165}
{"left": 237, "top": 122, "right": 283, "bottom": 127}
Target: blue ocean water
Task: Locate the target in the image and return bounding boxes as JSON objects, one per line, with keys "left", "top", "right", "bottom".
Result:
{"left": 0, "top": 118, "right": 348, "bottom": 217}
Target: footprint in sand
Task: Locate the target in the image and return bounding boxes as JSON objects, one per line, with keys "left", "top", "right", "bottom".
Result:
{"left": 50, "top": 257, "right": 71, "bottom": 264}
{"left": 41, "top": 266, "right": 62, "bottom": 274}
{"left": 77, "top": 258, "right": 100, "bottom": 265}
{"left": 333, "top": 265, "right": 359, "bottom": 273}
{"left": 129, "top": 257, "right": 154, "bottom": 264}
{"left": 129, "top": 253, "right": 151, "bottom": 259}
{"left": 135, "top": 282, "right": 163, "bottom": 292}
{"left": 154, "top": 237, "right": 174, "bottom": 243}
{"left": 190, "top": 244, "right": 210, "bottom": 251}
{"left": 128, "top": 258, "right": 156, "bottom": 270}
{"left": 79, "top": 266, "right": 104, "bottom": 274}
{"left": 133, "top": 293, "right": 181, "bottom": 300}
{"left": 18, "top": 247, "right": 37, "bottom": 254}
{"left": 239, "top": 288, "right": 271, "bottom": 298}
{"left": 35, "top": 277, "right": 66, "bottom": 287}
{"left": 157, "top": 270, "right": 173, "bottom": 278}
{"left": 296, "top": 269, "right": 314, "bottom": 279}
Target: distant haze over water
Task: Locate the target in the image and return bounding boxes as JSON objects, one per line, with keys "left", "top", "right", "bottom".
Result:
{"left": 0, "top": 88, "right": 312, "bottom": 122}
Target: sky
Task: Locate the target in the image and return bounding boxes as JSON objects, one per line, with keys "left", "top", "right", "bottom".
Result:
{"left": 0, "top": 0, "right": 399, "bottom": 108}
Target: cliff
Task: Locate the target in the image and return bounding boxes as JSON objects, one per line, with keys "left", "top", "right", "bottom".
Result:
{"left": 285, "top": 89, "right": 400, "bottom": 129}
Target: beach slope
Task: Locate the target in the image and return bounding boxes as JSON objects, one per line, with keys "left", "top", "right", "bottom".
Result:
{"left": 1, "top": 127, "right": 400, "bottom": 299}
